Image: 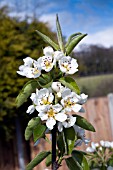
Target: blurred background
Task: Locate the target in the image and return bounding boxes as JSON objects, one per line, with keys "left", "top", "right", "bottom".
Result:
{"left": 0, "top": 0, "right": 113, "bottom": 169}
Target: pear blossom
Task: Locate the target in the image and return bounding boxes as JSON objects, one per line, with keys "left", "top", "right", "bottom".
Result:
{"left": 54, "top": 51, "right": 64, "bottom": 62}
{"left": 51, "top": 82, "right": 65, "bottom": 98}
{"left": 61, "top": 88, "right": 82, "bottom": 112}
{"left": 31, "top": 88, "right": 54, "bottom": 112}
{"left": 17, "top": 57, "right": 41, "bottom": 78}
{"left": 58, "top": 115, "right": 76, "bottom": 132}
{"left": 38, "top": 104, "right": 67, "bottom": 130}
{"left": 100, "top": 140, "right": 111, "bottom": 148}
{"left": 75, "top": 93, "right": 88, "bottom": 104}
{"left": 59, "top": 56, "right": 78, "bottom": 74}
{"left": 74, "top": 125, "right": 90, "bottom": 146}
{"left": 38, "top": 46, "right": 56, "bottom": 72}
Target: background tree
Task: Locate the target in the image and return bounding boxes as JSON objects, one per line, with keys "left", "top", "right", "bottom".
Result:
{"left": 0, "top": 6, "right": 57, "bottom": 140}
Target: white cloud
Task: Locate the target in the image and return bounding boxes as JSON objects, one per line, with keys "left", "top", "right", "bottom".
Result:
{"left": 77, "top": 27, "right": 113, "bottom": 50}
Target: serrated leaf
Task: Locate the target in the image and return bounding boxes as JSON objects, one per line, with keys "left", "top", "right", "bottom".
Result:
{"left": 65, "top": 32, "right": 82, "bottom": 48}
{"left": 64, "top": 127, "right": 77, "bottom": 155}
{"left": 26, "top": 151, "right": 50, "bottom": 170}
{"left": 66, "top": 34, "right": 87, "bottom": 55}
{"left": 56, "top": 14, "right": 64, "bottom": 52}
{"left": 16, "top": 80, "right": 39, "bottom": 107}
{"left": 25, "top": 117, "right": 41, "bottom": 140}
{"left": 72, "top": 150, "right": 90, "bottom": 170}
{"left": 74, "top": 115, "right": 95, "bottom": 132}
{"left": 36, "top": 30, "right": 59, "bottom": 50}
{"left": 59, "top": 76, "right": 80, "bottom": 94}
{"left": 33, "top": 124, "right": 46, "bottom": 143}
{"left": 46, "top": 153, "right": 52, "bottom": 167}
{"left": 65, "top": 157, "right": 83, "bottom": 170}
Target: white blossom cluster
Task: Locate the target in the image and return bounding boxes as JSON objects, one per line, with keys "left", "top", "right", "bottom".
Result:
{"left": 17, "top": 46, "right": 78, "bottom": 78}
{"left": 26, "top": 81, "right": 88, "bottom": 131}
{"left": 86, "top": 140, "right": 113, "bottom": 153}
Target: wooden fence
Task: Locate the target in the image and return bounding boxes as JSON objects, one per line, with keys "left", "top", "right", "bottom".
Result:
{"left": 0, "top": 94, "right": 113, "bottom": 170}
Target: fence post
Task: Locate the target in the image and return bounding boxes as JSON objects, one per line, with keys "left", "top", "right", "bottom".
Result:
{"left": 107, "top": 93, "right": 113, "bottom": 138}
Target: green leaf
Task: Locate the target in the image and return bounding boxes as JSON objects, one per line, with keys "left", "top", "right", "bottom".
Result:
{"left": 16, "top": 80, "right": 39, "bottom": 107}
{"left": 25, "top": 117, "right": 41, "bottom": 140}
{"left": 66, "top": 34, "right": 87, "bottom": 55}
{"left": 72, "top": 150, "right": 90, "bottom": 170}
{"left": 65, "top": 157, "right": 83, "bottom": 170}
{"left": 59, "top": 76, "right": 80, "bottom": 94}
{"left": 74, "top": 115, "right": 95, "bottom": 132}
{"left": 65, "top": 32, "right": 82, "bottom": 48}
{"left": 26, "top": 151, "right": 50, "bottom": 170}
{"left": 64, "top": 127, "right": 77, "bottom": 155}
{"left": 33, "top": 124, "right": 46, "bottom": 143}
{"left": 28, "top": 117, "right": 41, "bottom": 129}
{"left": 38, "top": 79, "right": 53, "bottom": 88}
{"left": 46, "top": 153, "right": 52, "bottom": 167}
{"left": 57, "top": 133, "right": 65, "bottom": 155}
{"left": 56, "top": 14, "right": 64, "bottom": 52}
{"left": 36, "top": 30, "right": 59, "bottom": 50}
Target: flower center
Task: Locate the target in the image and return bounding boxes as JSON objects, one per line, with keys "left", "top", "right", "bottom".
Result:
{"left": 33, "top": 68, "right": 40, "bottom": 75}
{"left": 45, "top": 61, "right": 52, "bottom": 69}
{"left": 47, "top": 108, "right": 55, "bottom": 117}
{"left": 42, "top": 98, "right": 51, "bottom": 105}
{"left": 64, "top": 99, "right": 75, "bottom": 107}
{"left": 61, "top": 63, "right": 70, "bottom": 71}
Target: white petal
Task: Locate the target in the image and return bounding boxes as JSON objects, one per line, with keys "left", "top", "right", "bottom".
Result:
{"left": 61, "top": 88, "right": 71, "bottom": 98}
{"left": 58, "top": 122, "right": 63, "bottom": 132}
{"left": 38, "top": 113, "right": 48, "bottom": 120}
{"left": 36, "top": 105, "right": 49, "bottom": 112}
{"left": 68, "top": 115, "right": 76, "bottom": 126}
{"left": 38, "top": 88, "right": 49, "bottom": 98}
{"left": 43, "top": 46, "right": 54, "bottom": 56}
{"left": 46, "top": 117, "right": 56, "bottom": 130}
{"left": 51, "top": 82, "right": 62, "bottom": 92}
{"left": 52, "top": 104, "right": 62, "bottom": 112}
{"left": 23, "top": 57, "right": 33, "bottom": 66}
{"left": 55, "top": 112, "right": 67, "bottom": 122}
{"left": 72, "top": 104, "right": 82, "bottom": 112}
{"left": 54, "top": 51, "right": 64, "bottom": 61}
{"left": 86, "top": 147, "right": 94, "bottom": 153}
{"left": 17, "top": 71, "right": 26, "bottom": 76}
{"left": 48, "top": 93, "right": 54, "bottom": 103}
{"left": 26, "top": 105, "right": 35, "bottom": 114}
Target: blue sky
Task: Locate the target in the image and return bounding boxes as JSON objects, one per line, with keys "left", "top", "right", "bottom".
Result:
{"left": 0, "top": 0, "right": 113, "bottom": 48}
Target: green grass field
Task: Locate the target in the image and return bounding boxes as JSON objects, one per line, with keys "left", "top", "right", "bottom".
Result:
{"left": 74, "top": 74, "right": 113, "bottom": 97}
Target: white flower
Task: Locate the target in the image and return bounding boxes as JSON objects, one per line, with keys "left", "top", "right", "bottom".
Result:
{"left": 91, "top": 142, "right": 99, "bottom": 150}
{"left": 75, "top": 93, "right": 88, "bottom": 104}
{"left": 61, "top": 88, "right": 82, "bottom": 112}
{"left": 38, "top": 104, "right": 67, "bottom": 130}
{"left": 58, "top": 115, "right": 76, "bottom": 132}
{"left": 110, "top": 141, "right": 113, "bottom": 148}
{"left": 17, "top": 57, "right": 41, "bottom": 78}
{"left": 23, "top": 57, "right": 33, "bottom": 66}
{"left": 86, "top": 147, "right": 95, "bottom": 153}
{"left": 33, "top": 88, "right": 54, "bottom": 112}
{"left": 43, "top": 46, "right": 54, "bottom": 56}
{"left": 38, "top": 46, "right": 56, "bottom": 72}
{"left": 59, "top": 56, "right": 78, "bottom": 74}
{"left": 74, "top": 125, "right": 90, "bottom": 146}
{"left": 54, "top": 51, "right": 64, "bottom": 61}
{"left": 100, "top": 140, "right": 111, "bottom": 148}
{"left": 51, "top": 82, "right": 65, "bottom": 98}
{"left": 26, "top": 105, "right": 35, "bottom": 114}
